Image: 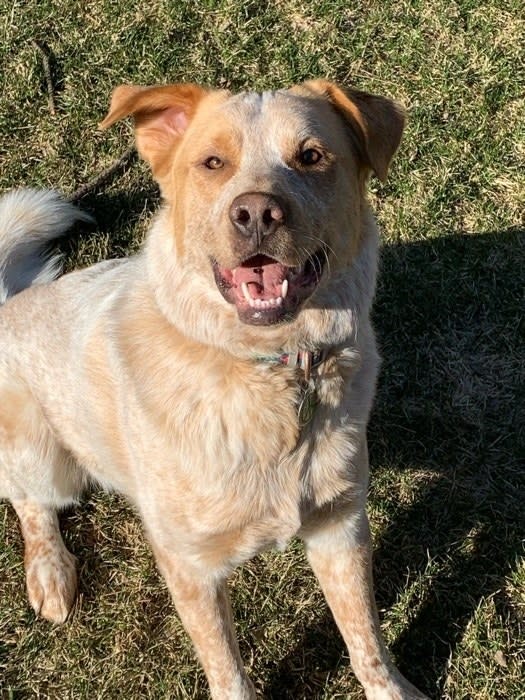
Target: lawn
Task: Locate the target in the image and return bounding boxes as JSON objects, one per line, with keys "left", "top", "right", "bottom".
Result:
{"left": 0, "top": 1, "right": 523, "bottom": 698}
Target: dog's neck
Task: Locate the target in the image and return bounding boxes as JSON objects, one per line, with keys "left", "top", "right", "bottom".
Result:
{"left": 144, "top": 206, "right": 379, "bottom": 360}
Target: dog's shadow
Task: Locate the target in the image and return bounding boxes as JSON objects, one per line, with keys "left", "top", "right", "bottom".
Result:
{"left": 59, "top": 177, "right": 161, "bottom": 267}
{"left": 265, "top": 227, "right": 524, "bottom": 698}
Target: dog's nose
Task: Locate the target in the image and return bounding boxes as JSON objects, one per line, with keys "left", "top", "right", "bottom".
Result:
{"left": 229, "top": 193, "right": 285, "bottom": 244}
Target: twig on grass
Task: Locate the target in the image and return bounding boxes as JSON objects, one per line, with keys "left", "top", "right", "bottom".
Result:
{"left": 68, "top": 147, "right": 137, "bottom": 203}
{"left": 32, "top": 40, "right": 57, "bottom": 116}
{"left": 31, "top": 39, "right": 136, "bottom": 202}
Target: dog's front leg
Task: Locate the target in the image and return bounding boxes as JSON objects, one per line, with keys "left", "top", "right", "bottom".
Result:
{"left": 151, "top": 541, "right": 256, "bottom": 700}
{"left": 304, "top": 509, "right": 428, "bottom": 700}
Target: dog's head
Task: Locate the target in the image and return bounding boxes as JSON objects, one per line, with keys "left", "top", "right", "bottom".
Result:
{"left": 100, "top": 81, "right": 404, "bottom": 331}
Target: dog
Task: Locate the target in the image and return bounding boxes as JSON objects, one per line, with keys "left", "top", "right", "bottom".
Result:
{"left": 0, "top": 80, "right": 428, "bottom": 699}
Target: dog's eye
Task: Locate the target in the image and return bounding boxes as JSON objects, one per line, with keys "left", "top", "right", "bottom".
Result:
{"left": 300, "top": 148, "right": 323, "bottom": 166}
{"left": 204, "top": 156, "right": 224, "bottom": 170}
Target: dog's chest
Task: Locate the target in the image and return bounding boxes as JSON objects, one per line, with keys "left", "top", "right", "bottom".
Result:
{"left": 141, "top": 359, "right": 360, "bottom": 567}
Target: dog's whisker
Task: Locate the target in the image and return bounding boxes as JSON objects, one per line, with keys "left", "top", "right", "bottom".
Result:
{"left": 298, "top": 233, "right": 336, "bottom": 276}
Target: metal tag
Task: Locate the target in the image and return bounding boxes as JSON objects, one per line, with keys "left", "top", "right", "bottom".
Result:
{"left": 298, "top": 382, "right": 318, "bottom": 427}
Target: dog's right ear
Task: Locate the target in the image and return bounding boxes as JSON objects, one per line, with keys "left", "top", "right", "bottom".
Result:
{"left": 302, "top": 80, "right": 405, "bottom": 183}
{"left": 99, "top": 84, "right": 208, "bottom": 187}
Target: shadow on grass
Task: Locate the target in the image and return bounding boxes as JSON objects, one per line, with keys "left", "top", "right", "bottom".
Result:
{"left": 59, "top": 180, "right": 161, "bottom": 265}
{"left": 266, "top": 228, "right": 524, "bottom": 699}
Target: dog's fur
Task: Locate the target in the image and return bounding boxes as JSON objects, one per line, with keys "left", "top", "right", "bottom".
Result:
{"left": 0, "top": 81, "right": 427, "bottom": 699}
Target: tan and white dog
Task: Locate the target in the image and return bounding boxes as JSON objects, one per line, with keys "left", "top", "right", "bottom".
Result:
{"left": 0, "top": 81, "right": 428, "bottom": 699}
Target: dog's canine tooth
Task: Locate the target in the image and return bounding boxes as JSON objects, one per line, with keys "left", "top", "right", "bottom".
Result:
{"left": 281, "top": 279, "right": 288, "bottom": 299}
{"left": 241, "top": 282, "right": 252, "bottom": 303}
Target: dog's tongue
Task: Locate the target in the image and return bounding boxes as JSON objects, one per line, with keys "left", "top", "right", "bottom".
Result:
{"left": 232, "top": 255, "right": 288, "bottom": 300}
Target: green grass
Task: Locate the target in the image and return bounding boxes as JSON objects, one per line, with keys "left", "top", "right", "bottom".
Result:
{"left": 0, "top": 1, "right": 524, "bottom": 698}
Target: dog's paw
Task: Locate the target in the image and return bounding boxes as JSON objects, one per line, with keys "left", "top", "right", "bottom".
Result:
{"left": 25, "top": 544, "right": 77, "bottom": 623}
{"left": 365, "top": 675, "right": 430, "bottom": 700}
{"left": 366, "top": 686, "right": 430, "bottom": 700}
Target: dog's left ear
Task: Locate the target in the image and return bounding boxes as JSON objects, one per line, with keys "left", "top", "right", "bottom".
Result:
{"left": 303, "top": 80, "right": 405, "bottom": 182}
{"left": 99, "top": 84, "right": 208, "bottom": 188}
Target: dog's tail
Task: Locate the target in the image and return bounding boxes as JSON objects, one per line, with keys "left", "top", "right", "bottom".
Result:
{"left": 0, "top": 188, "right": 91, "bottom": 304}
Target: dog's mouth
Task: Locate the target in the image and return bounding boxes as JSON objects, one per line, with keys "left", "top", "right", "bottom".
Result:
{"left": 212, "top": 251, "right": 325, "bottom": 325}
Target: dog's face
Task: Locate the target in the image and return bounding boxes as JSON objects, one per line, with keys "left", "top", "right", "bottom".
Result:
{"left": 100, "top": 81, "right": 404, "bottom": 327}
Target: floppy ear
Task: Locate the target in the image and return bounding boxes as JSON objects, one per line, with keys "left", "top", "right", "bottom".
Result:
{"left": 99, "top": 83, "right": 208, "bottom": 186}
{"left": 303, "top": 79, "right": 405, "bottom": 182}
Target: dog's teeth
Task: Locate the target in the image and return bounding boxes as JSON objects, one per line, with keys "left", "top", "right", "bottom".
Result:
{"left": 242, "top": 282, "right": 286, "bottom": 311}
{"left": 246, "top": 294, "right": 286, "bottom": 311}
{"left": 242, "top": 282, "right": 258, "bottom": 308}
{"left": 241, "top": 282, "right": 252, "bottom": 303}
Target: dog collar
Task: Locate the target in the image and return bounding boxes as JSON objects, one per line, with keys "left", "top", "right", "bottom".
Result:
{"left": 253, "top": 349, "right": 329, "bottom": 427}
{"left": 255, "top": 349, "right": 327, "bottom": 381}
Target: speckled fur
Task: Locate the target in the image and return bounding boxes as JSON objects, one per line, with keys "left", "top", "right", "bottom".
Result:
{"left": 0, "top": 81, "right": 427, "bottom": 699}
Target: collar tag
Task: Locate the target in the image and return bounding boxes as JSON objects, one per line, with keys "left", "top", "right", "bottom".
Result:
{"left": 298, "top": 381, "right": 318, "bottom": 427}
{"left": 253, "top": 349, "right": 327, "bottom": 428}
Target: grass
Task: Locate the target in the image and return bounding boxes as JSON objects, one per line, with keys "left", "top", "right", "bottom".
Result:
{"left": 0, "top": 0, "right": 524, "bottom": 698}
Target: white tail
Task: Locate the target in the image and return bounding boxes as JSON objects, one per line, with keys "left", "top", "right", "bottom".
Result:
{"left": 0, "top": 189, "right": 91, "bottom": 304}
